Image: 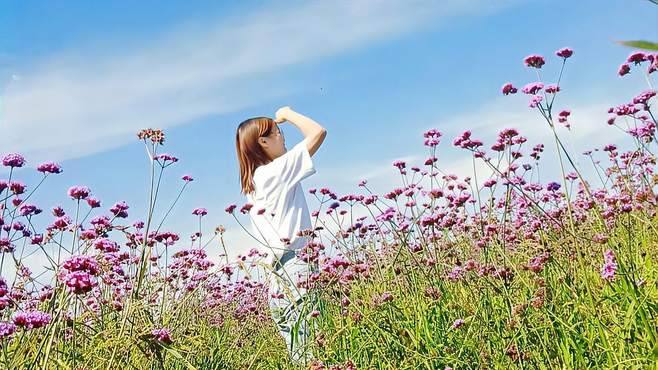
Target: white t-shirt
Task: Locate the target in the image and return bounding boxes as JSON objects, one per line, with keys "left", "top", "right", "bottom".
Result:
{"left": 246, "top": 137, "right": 316, "bottom": 266}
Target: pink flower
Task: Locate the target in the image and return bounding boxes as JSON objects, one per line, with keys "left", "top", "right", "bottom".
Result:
{"left": 240, "top": 203, "right": 253, "bottom": 214}
{"left": 451, "top": 318, "right": 465, "bottom": 330}
{"left": 2, "top": 153, "right": 25, "bottom": 168}
{"left": 545, "top": 84, "right": 560, "bottom": 94}
{"left": 521, "top": 82, "right": 544, "bottom": 95}
{"left": 9, "top": 182, "right": 26, "bottom": 195}
{"left": 501, "top": 83, "right": 518, "bottom": 95}
{"left": 86, "top": 197, "right": 101, "bottom": 208}
{"left": 524, "top": 54, "right": 545, "bottom": 68}
{"left": 627, "top": 52, "right": 647, "bottom": 65}
{"left": 153, "top": 153, "right": 178, "bottom": 163}
{"left": 152, "top": 328, "right": 173, "bottom": 344}
{"left": 12, "top": 311, "right": 51, "bottom": 329}
{"left": 0, "top": 322, "right": 16, "bottom": 339}
{"left": 110, "top": 201, "right": 129, "bottom": 218}
{"left": 618, "top": 63, "right": 631, "bottom": 76}
{"left": 37, "top": 162, "right": 62, "bottom": 174}
{"left": 556, "top": 47, "right": 573, "bottom": 59}
{"left": 192, "top": 207, "right": 208, "bottom": 216}
{"left": 600, "top": 249, "right": 617, "bottom": 282}
{"left": 181, "top": 175, "right": 194, "bottom": 182}
{"left": 529, "top": 95, "right": 543, "bottom": 108}
{"left": 68, "top": 186, "right": 91, "bottom": 200}
{"left": 225, "top": 204, "right": 237, "bottom": 214}
{"left": 64, "top": 271, "right": 96, "bottom": 294}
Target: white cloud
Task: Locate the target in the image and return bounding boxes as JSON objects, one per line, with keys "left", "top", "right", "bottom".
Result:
{"left": 0, "top": 0, "right": 515, "bottom": 166}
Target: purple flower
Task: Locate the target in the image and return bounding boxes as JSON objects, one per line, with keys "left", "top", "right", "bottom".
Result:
{"left": 627, "top": 52, "right": 647, "bottom": 65}
{"left": 633, "top": 90, "right": 656, "bottom": 106}
{"left": 545, "top": 84, "right": 560, "bottom": 94}
{"left": 182, "top": 175, "right": 194, "bottom": 182}
{"left": 423, "top": 129, "right": 442, "bottom": 147}
{"left": 0, "top": 322, "right": 16, "bottom": 339}
{"left": 151, "top": 328, "right": 173, "bottom": 344}
{"left": 546, "top": 182, "right": 561, "bottom": 192}
{"left": 225, "top": 204, "right": 237, "bottom": 214}
{"left": 521, "top": 82, "right": 544, "bottom": 95}
{"left": 93, "top": 238, "right": 120, "bottom": 253}
{"left": 618, "top": 63, "right": 631, "bottom": 76}
{"left": 12, "top": 311, "right": 51, "bottom": 329}
{"left": 556, "top": 47, "right": 573, "bottom": 59}
{"left": 37, "top": 162, "right": 62, "bottom": 174}
{"left": 63, "top": 255, "right": 101, "bottom": 275}
{"left": 18, "top": 204, "right": 42, "bottom": 217}
{"left": 153, "top": 153, "right": 178, "bottom": 164}
{"left": 600, "top": 249, "right": 617, "bottom": 281}
{"left": 9, "top": 182, "right": 26, "bottom": 195}
{"left": 68, "top": 186, "right": 91, "bottom": 200}
{"left": 110, "top": 201, "right": 129, "bottom": 218}
{"left": 86, "top": 197, "right": 101, "bottom": 208}
{"left": 52, "top": 216, "right": 71, "bottom": 230}
{"left": 529, "top": 95, "right": 543, "bottom": 108}
{"left": 0, "top": 238, "right": 14, "bottom": 253}
{"left": 451, "top": 319, "right": 465, "bottom": 330}
{"left": 2, "top": 153, "right": 25, "bottom": 168}
{"left": 64, "top": 271, "right": 96, "bottom": 294}
{"left": 524, "top": 54, "right": 545, "bottom": 69}
{"left": 31, "top": 235, "right": 44, "bottom": 245}
{"left": 52, "top": 206, "right": 65, "bottom": 217}
{"left": 192, "top": 207, "right": 208, "bottom": 216}
{"left": 501, "top": 83, "right": 518, "bottom": 95}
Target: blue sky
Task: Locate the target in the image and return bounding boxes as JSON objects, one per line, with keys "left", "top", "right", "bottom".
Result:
{"left": 1, "top": 0, "right": 657, "bottom": 266}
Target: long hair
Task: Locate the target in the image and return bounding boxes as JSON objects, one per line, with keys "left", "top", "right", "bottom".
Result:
{"left": 236, "top": 117, "right": 277, "bottom": 195}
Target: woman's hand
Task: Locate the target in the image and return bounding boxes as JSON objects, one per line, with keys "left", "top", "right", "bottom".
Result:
{"left": 274, "top": 106, "right": 292, "bottom": 123}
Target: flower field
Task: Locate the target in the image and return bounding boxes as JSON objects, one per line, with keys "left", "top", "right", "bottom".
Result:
{"left": 0, "top": 48, "right": 657, "bottom": 369}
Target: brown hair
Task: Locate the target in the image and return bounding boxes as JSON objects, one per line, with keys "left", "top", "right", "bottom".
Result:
{"left": 235, "top": 117, "right": 277, "bottom": 195}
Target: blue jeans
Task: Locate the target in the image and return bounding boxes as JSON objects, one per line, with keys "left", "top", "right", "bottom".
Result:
{"left": 268, "top": 251, "right": 317, "bottom": 365}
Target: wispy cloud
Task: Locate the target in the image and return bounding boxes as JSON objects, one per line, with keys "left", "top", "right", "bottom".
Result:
{"left": 1, "top": 0, "right": 515, "bottom": 165}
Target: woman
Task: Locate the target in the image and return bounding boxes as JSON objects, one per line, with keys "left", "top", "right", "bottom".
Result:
{"left": 235, "top": 106, "right": 327, "bottom": 365}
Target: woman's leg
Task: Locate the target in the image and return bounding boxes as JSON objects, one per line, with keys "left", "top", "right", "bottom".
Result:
{"left": 268, "top": 256, "right": 314, "bottom": 365}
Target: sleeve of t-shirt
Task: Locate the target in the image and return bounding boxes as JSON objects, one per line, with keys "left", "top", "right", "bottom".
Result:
{"left": 269, "top": 137, "right": 316, "bottom": 190}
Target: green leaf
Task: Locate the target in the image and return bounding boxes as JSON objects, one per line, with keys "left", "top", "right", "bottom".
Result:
{"left": 162, "top": 347, "right": 199, "bottom": 370}
{"left": 616, "top": 40, "right": 658, "bottom": 51}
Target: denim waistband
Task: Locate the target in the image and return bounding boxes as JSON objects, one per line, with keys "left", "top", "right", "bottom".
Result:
{"left": 272, "top": 249, "right": 297, "bottom": 270}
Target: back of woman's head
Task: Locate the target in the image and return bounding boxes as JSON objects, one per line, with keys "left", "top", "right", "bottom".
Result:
{"left": 235, "top": 117, "right": 277, "bottom": 195}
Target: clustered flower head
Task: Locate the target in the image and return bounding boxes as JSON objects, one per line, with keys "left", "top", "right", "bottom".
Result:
{"left": 61, "top": 255, "right": 101, "bottom": 295}
{"left": 618, "top": 52, "right": 658, "bottom": 77}
{"left": 2, "top": 153, "right": 26, "bottom": 168}
{"left": 422, "top": 129, "right": 442, "bottom": 147}
{"left": 37, "top": 162, "right": 62, "bottom": 174}
{"left": 501, "top": 83, "right": 518, "bottom": 95}
{"left": 12, "top": 311, "right": 51, "bottom": 330}
{"left": 522, "top": 82, "right": 544, "bottom": 95}
{"left": 600, "top": 249, "right": 617, "bottom": 282}
{"left": 154, "top": 153, "right": 178, "bottom": 164}
{"left": 192, "top": 207, "right": 208, "bottom": 216}
{"left": 451, "top": 318, "right": 465, "bottom": 330}
{"left": 110, "top": 201, "right": 129, "bottom": 218}
{"left": 68, "top": 185, "right": 91, "bottom": 200}
{"left": 151, "top": 328, "right": 173, "bottom": 344}
{"left": 18, "top": 204, "right": 42, "bottom": 217}
{"left": 556, "top": 47, "right": 573, "bottom": 59}
{"left": 524, "top": 54, "right": 545, "bottom": 69}
{"left": 0, "top": 322, "right": 16, "bottom": 339}
{"left": 137, "top": 128, "right": 165, "bottom": 144}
